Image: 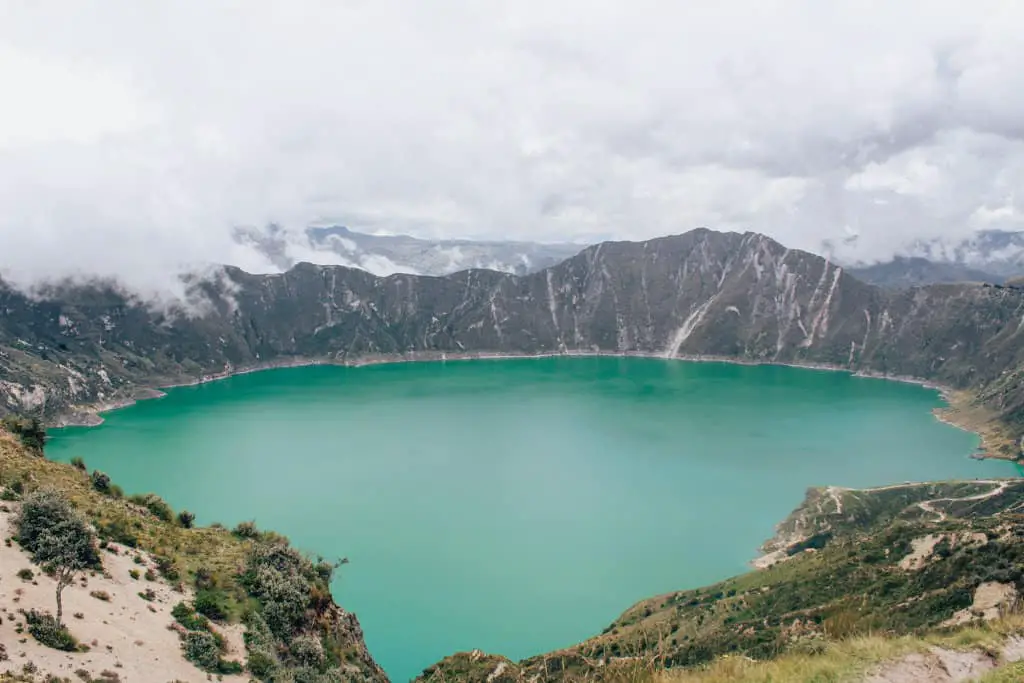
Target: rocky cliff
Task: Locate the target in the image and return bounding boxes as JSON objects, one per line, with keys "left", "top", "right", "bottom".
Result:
{"left": 2, "top": 229, "right": 1023, "bottom": 448}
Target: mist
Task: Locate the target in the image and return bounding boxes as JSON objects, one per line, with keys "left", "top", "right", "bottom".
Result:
{"left": 2, "top": 1, "right": 1024, "bottom": 295}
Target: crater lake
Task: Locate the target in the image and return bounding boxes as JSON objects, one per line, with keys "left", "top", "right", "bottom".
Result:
{"left": 47, "top": 357, "right": 1019, "bottom": 681}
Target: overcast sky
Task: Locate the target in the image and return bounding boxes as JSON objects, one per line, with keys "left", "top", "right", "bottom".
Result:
{"left": 2, "top": 1, "right": 1024, "bottom": 292}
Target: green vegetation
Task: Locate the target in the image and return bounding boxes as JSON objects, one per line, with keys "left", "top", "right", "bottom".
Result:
{"left": 14, "top": 488, "right": 99, "bottom": 625}
{"left": 176, "top": 509, "right": 195, "bottom": 528}
{"left": 979, "top": 661, "right": 1024, "bottom": 682}
{"left": 127, "top": 492, "right": 174, "bottom": 522}
{"left": 194, "top": 588, "right": 231, "bottom": 622}
{"left": 237, "top": 541, "right": 358, "bottom": 680}
{"left": 0, "top": 427, "right": 386, "bottom": 681}
{"left": 89, "top": 469, "right": 110, "bottom": 493}
{"left": 172, "top": 601, "right": 211, "bottom": 631}
{"left": 23, "top": 609, "right": 79, "bottom": 651}
{"left": 182, "top": 630, "right": 242, "bottom": 674}
{"left": 0, "top": 414, "right": 47, "bottom": 453}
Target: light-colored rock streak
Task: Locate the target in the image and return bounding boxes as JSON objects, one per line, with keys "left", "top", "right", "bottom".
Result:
{"left": 545, "top": 270, "right": 564, "bottom": 350}
{"left": 801, "top": 264, "right": 842, "bottom": 347}
{"left": 663, "top": 295, "right": 718, "bottom": 358}
{"left": 489, "top": 293, "right": 504, "bottom": 342}
{"left": 862, "top": 309, "right": 872, "bottom": 354}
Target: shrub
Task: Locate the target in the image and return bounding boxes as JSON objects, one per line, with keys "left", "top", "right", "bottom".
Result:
{"left": 90, "top": 590, "right": 111, "bottom": 602}
{"left": 289, "top": 635, "right": 325, "bottom": 667}
{"left": 1, "top": 415, "right": 47, "bottom": 452}
{"left": 70, "top": 457, "right": 86, "bottom": 471}
{"left": 144, "top": 568, "right": 157, "bottom": 581}
{"left": 177, "top": 510, "right": 196, "bottom": 529}
{"left": 246, "top": 649, "right": 277, "bottom": 679}
{"left": 95, "top": 518, "right": 138, "bottom": 547}
{"left": 171, "top": 601, "right": 209, "bottom": 631}
{"left": 183, "top": 630, "right": 221, "bottom": 670}
{"left": 240, "top": 541, "right": 328, "bottom": 640}
{"left": 128, "top": 493, "right": 174, "bottom": 522}
{"left": 90, "top": 470, "right": 111, "bottom": 493}
{"left": 23, "top": 610, "right": 77, "bottom": 651}
{"left": 233, "top": 520, "right": 259, "bottom": 538}
{"left": 194, "top": 589, "right": 230, "bottom": 622}
{"left": 17, "top": 568, "right": 34, "bottom": 581}
{"left": 108, "top": 484, "right": 124, "bottom": 499}
{"left": 138, "top": 588, "right": 156, "bottom": 602}
{"left": 218, "top": 660, "right": 244, "bottom": 675}
{"left": 129, "top": 569, "right": 140, "bottom": 580}
{"left": 194, "top": 566, "right": 215, "bottom": 590}
{"left": 154, "top": 556, "right": 179, "bottom": 581}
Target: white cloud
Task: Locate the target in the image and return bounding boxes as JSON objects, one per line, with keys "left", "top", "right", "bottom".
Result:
{"left": 2, "top": 0, "right": 1024, "bottom": 292}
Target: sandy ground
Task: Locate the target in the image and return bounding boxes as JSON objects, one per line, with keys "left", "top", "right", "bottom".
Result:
{"left": 0, "top": 503, "right": 246, "bottom": 682}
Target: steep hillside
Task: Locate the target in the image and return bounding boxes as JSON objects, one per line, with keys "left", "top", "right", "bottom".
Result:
{"left": 417, "top": 479, "right": 1024, "bottom": 682}
{"left": 0, "top": 429, "right": 386, "bottom": 683}
{"left": 2, "top": 229, "right": 1023, "bottom": 454}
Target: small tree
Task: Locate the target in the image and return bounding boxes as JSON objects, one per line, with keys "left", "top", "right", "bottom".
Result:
{"left": 90, "top": 470, "right": 111, "bottom": 493}
{"left": 15, "top": 490, "right": 98, "bottom": 625}
{"left": 177, "top": 510, "right": 196, "bottom": 528}
{"left": 1, "top": 415, "right": 48, "bottom": 453}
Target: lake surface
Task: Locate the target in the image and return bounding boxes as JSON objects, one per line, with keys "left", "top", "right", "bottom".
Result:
{"left": 47, "top": 358, "right": 1019, "bottom": 681}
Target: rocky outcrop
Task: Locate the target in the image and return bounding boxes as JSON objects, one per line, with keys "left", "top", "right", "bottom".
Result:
{"left": 2, "top": 229, "right": 1023, "bottom": 441}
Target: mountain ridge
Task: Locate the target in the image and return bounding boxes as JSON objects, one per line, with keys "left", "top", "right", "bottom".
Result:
{"left": 2, "top": 228, "right": 1022, "bottom": 456}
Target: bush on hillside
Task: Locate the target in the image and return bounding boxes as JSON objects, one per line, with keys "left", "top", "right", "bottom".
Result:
{"left": 194, "top": 566, "right": 215, "bottom": 590}
{"left": 172, "top": 601, "right": 210, "bottom": 631}
{"left": 23, "top": 610, "right": 78, "bottom": 651}
{"left": 95, "top": 517, "right": 138, "bottom": 547}
{"left": 177, "top": 510, "right": 196, "bottom": 528}
{"left": 1, "top": 415, "right": 47, "bottom": 453}
{"left": 128, "top": 493, "right": 174, "bottom": 522}
{"left": 194, "top": 589, "right": 231, "bottom": 622}
{"left": 233, "top": 520, "right": 259, "bottom": 538}
{"left": 289, "top": 635, "right": 325, "bottom": 667}
{"left": 154, "top": 555, "right": 180, "bottom": 581}
{"left": 90, "top": 470, "right": 111, "bottom": 493}
{"left": 183, "top": 630, "right": 221, "bottom": 670}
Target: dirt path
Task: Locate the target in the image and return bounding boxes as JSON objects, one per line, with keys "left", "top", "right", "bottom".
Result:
{"left": 914, "top": 481, "right": 1011, "bottom": 522}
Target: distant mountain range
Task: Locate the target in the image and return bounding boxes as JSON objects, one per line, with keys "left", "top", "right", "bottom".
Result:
{"left": 236, "top": 224, "right": 1024, "bottom": 289}
{"left": 847, "top": 257, "right": 1006, "bottom": 288}
{"left": 841, "top": 229, "right": 1024, "bottom": 287}
{"left": 232, "top": 224, "right": 584, "bottom": 277}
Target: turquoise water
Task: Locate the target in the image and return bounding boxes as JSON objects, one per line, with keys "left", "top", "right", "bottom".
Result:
{"left": 47, "top": 358, "right": 1018, "bottom": 681}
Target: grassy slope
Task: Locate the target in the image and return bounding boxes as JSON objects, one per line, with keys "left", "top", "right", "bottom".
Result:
{"left": 0, "top": 430, "right": 387, "bottom": 682}
{"left": 419, "top": 480, "right": 1024, "bottom": 682}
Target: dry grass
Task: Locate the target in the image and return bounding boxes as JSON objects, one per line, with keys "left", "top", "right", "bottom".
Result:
{"left": 581, "top": 614, "right": 1024, "bottom": 683}
{"left": 976, "top": 661, "right": 1024, "bottom": 682}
